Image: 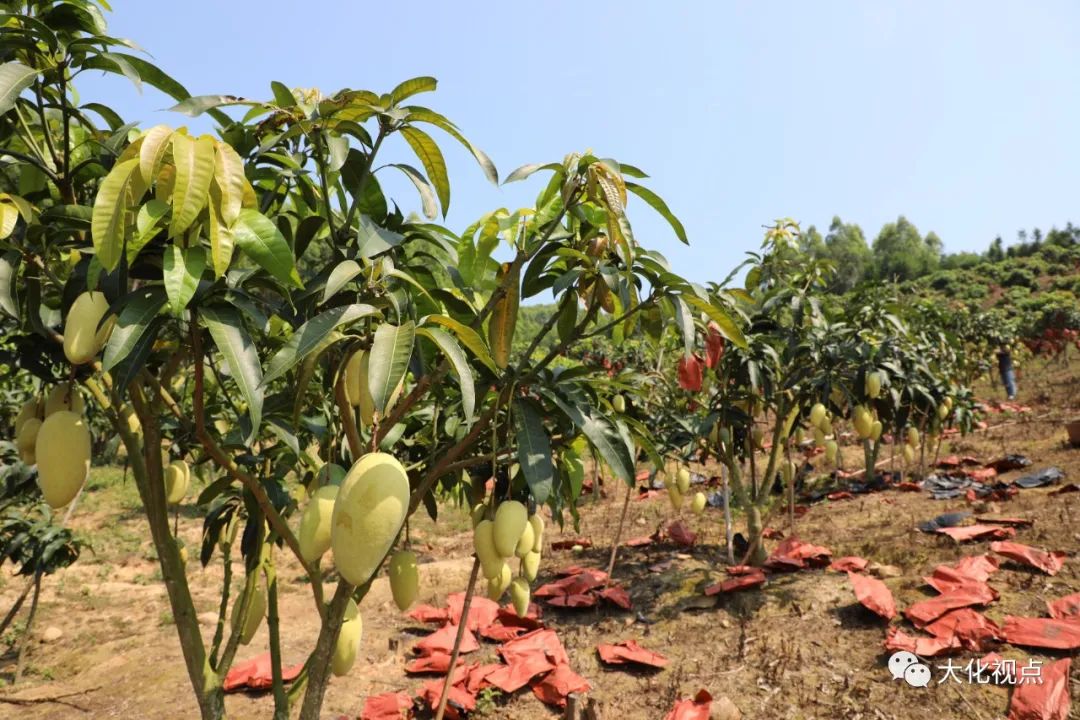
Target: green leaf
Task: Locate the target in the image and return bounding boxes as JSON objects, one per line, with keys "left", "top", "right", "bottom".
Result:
{"left": 0, "top": 251, "right": 19, "bottom": 319}
{"left": 626, "top": 182, "right": 687, "bottom": 245}
{"left": 90, "top": 157, "right": 140, "bottom": 272}
{"left": 512, "top": 399, "right": 554, "bottom": 503}
{"left": 270, "top": 81, "right": 296, "bottom": 108}
{"left": 542, "top": 389, "right": 635, "bottom": 486}
{"left": 163, "top": 245, "right": 205, "bottom": 316}
{"left": 112, "top": 317, "right": 164, "bottom": 393}
{"left": 503, "top": 162, "right": 560, "bottom": 184}
{"left": 138, "top": 124, "right": 173, "bottom": 185}
{"left": 399, "top": 126, "right": 449, "bottom": 216}
{"left": 356, "top": 215, "right": 405, "bottom": 259}
{"left": 405, "top": 106, "right": 498, "bottom": 184}
{"left": 389, "top": 163, "right": 437, "bottom": 220}
{"left": 388, "top": 76, "right": 437, "bottom": 106}
{"left": 127, "top": 198, "right": 169, "bottom": 264}
{"left": 168, "top": 94, "right": 253, "bottom": 117}
{"left": 262, "top": 303, "right": 377, "bottom": 384}
{"left": 421, "top": 314, "right": 496, "bottom": 373}
{"left": 213, "top": 142, "right": 246, "bottom": 225}
{"left": 417, "top": 327, "right": 475, "bottom": 422}
{"left": 367, "top": 321, "right": 415, "bottom": 414}
{"left": 0, "top": 62, "right": 37, "bottom": 116}
{"left": 322, "top": 260, "right": 362, "bottom": 304}
{"left": 103, "top": 287, "right": 166, "bottom": 371}
{"left": 682, "top": 294, "right": 748, "bottom": 349}
{"left": 231, "top": 208, "right": 302, "bottom": 288}
{"left": 201, "top": 305, "right": 264, "bottom": 444}
{"left": 168, "top": 134, "right": 215, "bottom": 237}
{"left": 99, "top": 52, "right": 142, "bottom": 92}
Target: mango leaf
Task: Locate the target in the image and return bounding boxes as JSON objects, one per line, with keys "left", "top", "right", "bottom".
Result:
{"left": 90, "top": 157, "right": 140, "bottom": 272}
{"left": 269, "top": 81, "right": 296, "bottom": 108}
{"left": 321, "top": 260, "right": 362, "bottom": 304}
{"left": 389, "top": 163, "right": 437, "bottom": 220}
{"left": 103, "top": 286, "right": 166, "bottom": 371}
{"left": 367, "top": 321, "right": 415, "bottom": 414}
{"left": 206, "top": 199, "right": 234, "bottom": 277}
{"left": 0, "top": 62, "right": 37, "bottom": 115}
{"left": 168, "top": 94, "right": 253, "bottom": 117}
{"left": 99, "top": 52, "right": 141, "bottom": 92}
{"left": 112, "top": 317, "right": 165, "bottom": 393}
{"left": 163, "top": 245, "right": 206, "bottom": 316}
{"left": 417, "top": 327, "right": 475, "bottom": 421}
{"left": 201, "top": 305, "right": 263, "bottom": 444}
{"left": 682, "top": 293, "right": 747, "bottom": 349}
{"left": 231, "top": 208, "right": 302, "bottom": 288}
{"left": 421, "top": 314, "right": 496, "bottom": 373}
{"left": 213, "top": 142, "right": 246, "bottom": 225}
{"left": 168, "top": 133, "right": 215, "bottom": 237}
{"left": 128, "top": 198, "right": 169, "bottom": 264}
{"left": 262, "top": 303, "right": 377, "bottom": 384}
{"left": 399, "top": 126, "right": 449, "bottom": 216}
{"left": 388, "top": 76, "right": 437, "bottom": 106}
{"left": 404, "top": 106, "right": 498, "bottom": 184}
{"left": 356, "top": 215, "right": 404, "bottom": 259}
{"left": 0, "top": 251, "right": 19, "bottom": 319}
{"left": 626, "top": 182, "right": 687, "bottom": 245}
{"left": 138, "top": 124, "right": 173, "bottom": 185}
{"left": 503, "top": 162, "right": 561, "bottom": 184}
{"left": 541, "top": 389, "right": 635, "bottom": 486}
{"left": 512, "top": 398, "right": 554, "bottom": 503}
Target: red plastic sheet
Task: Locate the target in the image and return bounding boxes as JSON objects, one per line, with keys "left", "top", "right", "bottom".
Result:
{"left": 405, "top": 652, "right": 465, "bottom": 674}
{"left": 1046, "top": 592, "right": 1080, "bottom": 620}
{"left": 905, "top": 583, "right": 998, "bottom": 628}
{"left": 924, "top": 608, "right": 1001, "bottom": 652}
{"left": 677, "top": 353, "right": 704, "bottom": 392}
{"left": 705, "top": 567, "right": 766, "bottom": 595}
{"left": 223, "top": 653, "right": 304, "bottom": 692}
{"left": 596, "top": 640, "right": 669, "bottom": 669}
{"left": 884, "top": 626, "right": 962, "bottom": 657}
{"left": 360, "top": 692, "right": 413, "bottom": 720}
{"left": 1007, "top": 657, "right": 1070, "bottom": 720}
{"left": 829, "top": 556, "right": 868, "bottom": 573}
{"left": 999, "top": 617, "right": 1080, "bottom": 650}
{"left": 848, "top": 571, "right": 897, "bottom": 619}
{"left": 625, "top": 534, "right": 655, "bottom": 546}
{"left": 664, "top": 689, "right": 713, "bottom": 720}
{"left": 499, "top": 628, "right": 570, "bottom": 667}
{"left": 990, "top": 541, "right": 1067, "bottom": 576}
{"left": 446, "top": 593, "right": 501, "bottom": 631}
{"left": 418, "top": 680, "right": 475, "bottom": 720}
{"left": 598, "top": 586, "right": 632, "bottom": 609}
{"left": 667, "top": 520, "right": 697, "bottom": 547}
{"left": 761, "top": 527, "right": 785, "bottom": 539}
{"left": 764, "top": 536, "right": 832, "bottom": 571}
{"left": 897, "top": 481, "right": 922, "bottom": 492}
{"left": 407, "top": 604, "right": 450, "bottom": 625}
{"left": 414, "top": 623, "right": 480, "bottom": 657}
{"left": 937, "top": 524, "right": 1015, "bottom": 542}
{"left": 531, "top": 664, "right": 591, "bottom": 708}
{"left": 484, "top": 652, "right": 555, "bottom": 693}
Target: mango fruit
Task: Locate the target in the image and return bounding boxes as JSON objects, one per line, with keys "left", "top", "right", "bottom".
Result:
{"left": 493, "top": 501, "right": 527, "bottom": 558}
{"left": 903, "top": 444, "right": 916, "bottom": 464}
{"left": 691, "top": 492, "right": 707, "bottom": 514}
{"left": 331, "top": 453, "right": 410, "bottom": 586}
{"left": 852, "top": 406, "right": 873, "bottom": 439}
{"left": 470, "top": 502, "right": 487, "bottom": 528}
{"left": 343, "top": 350, "right": 376, "bottom": 426}
{"left": 825, "top": 440, "right": 838, "bottom": 464}
{"left": 612, "top": 394, "right": 626, "bottom": 413}
{"left": 44, "top": 382, "right": 85, "bottom": 417}
{"left": 232, "top": 582, "right": 266, "bottom": 645}
{"left": 870, "top": 421, "right": 882, "bottom": 442}
{"left": 514, "top": 521, "right": 535, "bottom": 559}
{"left": 164, "top": 460, "right": 190, "bottom": 504}
{"left": 907, "top": 428, "right": 920, "bottom": 446}
{"left": 16, "top": 416, "right": 41, "bottom": 465}
{"left": 388, "top": 550, "right": 419, "bottom": 611}
{"left": 668, "top": 486, "right": 683, "bottom": 510}
{"left": 473, "top": 519, "right": 503, "bottom": 579}
{"left": 299, "top": 485, "right": 338, "bottom": 564}
{"left": 521, "top": 550, "right": 540, "bottom": 582}
{"left": 812, "top": 427, "right": 825, "bottom": 445}
{"left": 865, "top": 371, "right": 882, "bottom": 399}
{"left": 509, "top": 577, "right": 530, "bottom": 617}
{"left": 809, "top": 403, "right": 827, "bottom": 428}
{"left": 676, "top": 467, "right": 691, "bottom": 494}
{"left": 14, "top": 398, "right": 42, "bottom": 436}
{"left": 63, "top": 291, "right": 112, "bottom": 365}
{"left": 528, "top": 514, "right": 544, "bottom": 552}
{"left": 487, "top": 562, "right": 512, "bottom": 601}
{"left": 35, "top": 411, "right": 90, "bottom": 508}
{"left": 331, "top": 599, "right": 362, "bottom": 676}
{"left": 751, "top": 427, "right": 765, "bottom": 449}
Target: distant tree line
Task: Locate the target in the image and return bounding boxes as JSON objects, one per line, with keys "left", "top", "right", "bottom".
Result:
{"left": 797, "top": 216, "right": 1080, "bottom": 292}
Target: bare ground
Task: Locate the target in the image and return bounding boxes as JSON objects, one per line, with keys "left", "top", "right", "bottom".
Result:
{"left": 1, "top": 358, "right": 1078, "bottom": 719}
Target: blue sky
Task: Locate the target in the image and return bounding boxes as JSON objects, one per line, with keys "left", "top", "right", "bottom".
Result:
{"left": 80, "top": 2, "right": 1080, "bottom": 287}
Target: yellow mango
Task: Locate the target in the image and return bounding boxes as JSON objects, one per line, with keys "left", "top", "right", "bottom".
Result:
{"left": 35, "top": 411, "right": 90, "bottom": 508}
{"left": 388, "top": 550, "right": 419, "bottom": 611}
{"left": 870, "top": 421, "right": 882, "bottom": 441}
{"left": 514, "top": 521, "right": 535, "bottom": 559}
{"left": 164, "top": 460, "right": 190, "bottom": 504}
{"left": 331, "top": 600, "right": 362, "bottom": 676}
{"left": 493, "top": 501, "right": 527, "bottom": 558}
{"left": 470, "top": 503, "right": 487, "bottom": 528}
{"left": 528, "top": 514, "right": 544, "bottom": 552}
{"left": 63, "top": 291, "right": 112, "bottom": 365}
{"left": 865, "top": 371, "right": 882, "bottom": 399}
{"left": 825, "top": 440, "right": 838, "bottom": 463}
{"left": 612, "top": 395, "right": 626, "bottom": 413}
{"left": 521, "top": 551, "right": 540, "bottom": 582}
{"left": 298, "top": 485, "right": 338, "bottom": 564}
{"left": 668, "top": 486, "right": 683, "bottom": 510}
{"left": 691, "top": 492, "right": 707, "bottom": 514}
{"left": 486, "top": 562, "right": 512, "bottom": 601}
{"left": 474, "top": 519, "right": 503, "bottom": 579}
{"left": 343, "top": 351, "right": 375, "bottom": 426}
{"left": 232, "top": 582, "right": 266, "bottom": 645}
{"left": 509, "top": 577, "right": 530, "bottom": 617}
{"left": 907, "top": 428, "right": 920, "bottom": 446}
{"left": 903, "top": 444, "right": 916, "bottom": 464}
{"left": 676, "top": 467, "right": 691, "bottom": 494}
{"left": 809, "top": 403, "right": 827, "bottom": 428}
{"left": 16, "top": 417, "right": 41, "bottom": 461}
{"left": 44, "top": 382, "right": 85, "bottom": 417}
{"left": 14, "top": 398, "right": 42, "bottom": 437}
{"left": 331, "top": 453, "right": 410, "bottom": 586}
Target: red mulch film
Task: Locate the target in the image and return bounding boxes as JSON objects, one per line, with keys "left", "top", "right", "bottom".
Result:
{"left": 223, "top": 653, "right": 304, "bottom": 692}
{"left": 530, "top": 664, "right": 591, "bottom": 708}
{"left": 1006, "top": 657, "right": 1071, "bottom": 720}
{"left": 936, "top": 524, "right": 1016, "bottom": 542}
{"left": 999, "top": 617, "right": 1080, "bottom": 651}
{"left": 848, "top": 571, "right": 897, "bottom": 619}
{"left": 923, "top": 608, "right": 1001, "bottom": 652}
{"left": 664, "top": 689, "right": 713, "bottom": 720}
{"left": 596, "top": 639, "right": 669, "bottom": 669}
{"left": 829, "top": 556, "right": 869, "bottom": 573}
{"left": 413, "top": 623, "right": 480, "bottom": 658}
{"left": 484, "top": 652, "right": 555, "bottom": 693}
{"left": 905, "top": 583, "right": 998, "bottom": 628}
{"left": 705, "top": 568, "right": 767, "bottom": 595}
{"left": 884, "top": 626, "right": 962, "bottom": 658}
{"left": 1046, "top": 592, "right": 1080, "bottom": 620}
{"left": 989, "top": 541, "right": 1067, "bottom": 576}
{"left": 764, "top": 536, "right": 832, "bottom": 571}
{"left": 666, "top": 520, "right": 697, "bottom": 546}
{"left": 360, "top": 691, "right": 414, "bottom": 720}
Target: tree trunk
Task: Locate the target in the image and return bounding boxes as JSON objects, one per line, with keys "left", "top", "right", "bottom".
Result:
{"left": 298, "top": 581, "right": 354, "bottom": 720}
